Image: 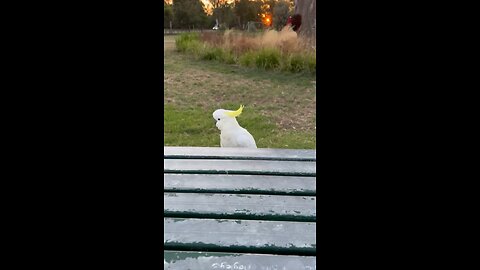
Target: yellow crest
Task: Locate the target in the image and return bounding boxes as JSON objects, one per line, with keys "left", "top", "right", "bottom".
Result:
{"left": 226, "top": 105, "right": 244, "bottom": 118}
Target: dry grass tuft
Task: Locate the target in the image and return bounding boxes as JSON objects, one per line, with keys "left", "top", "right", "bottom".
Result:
{"left": 201, "top": 27, "right": 313, "bottom": 56}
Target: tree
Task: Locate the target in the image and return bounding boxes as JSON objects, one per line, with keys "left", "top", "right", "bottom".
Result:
{"left": 172, "top": 0, "right": 208, "bottom": 29}
{"left": 272, "top": 0, "right": 291, "bottom": 30}
{"left": 164, "top": 3, "right": 173, "bottom": 28}
{"left": 213, "top": 3, "right": 235, "bottom": 28}
{"left": 207, "top": 0, "right": 230, "bottom": 9}
{"left": 234, "top": 0, "right": 261, "bottom": 29}
{"left": 293, "top": 0, "right": 316, "bottom": 37}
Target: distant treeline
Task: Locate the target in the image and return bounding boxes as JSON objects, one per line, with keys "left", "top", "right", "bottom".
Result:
{"left": 164, "top": 0, "right": 294, "bottom": 30}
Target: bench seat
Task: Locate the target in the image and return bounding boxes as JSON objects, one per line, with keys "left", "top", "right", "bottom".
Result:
{"left": 164, "top": 159, "right": 316, "bottom": 176}
{"left": 165, "top": 192, "right": 316, "bottom": 221}
{"left": 164, "top": 250, "right": 316, "bottom": 269}
{"left": 164, "top": 218, "right": 316, "bottom": 255}
{"left": 164, "top": 146, "right": 316, "bottom": 161}
{"left": 164, "top": 174, "right": 316, "bottom": 195}
{"left": 164, "top": 147, "right": 317, "bottom": 269}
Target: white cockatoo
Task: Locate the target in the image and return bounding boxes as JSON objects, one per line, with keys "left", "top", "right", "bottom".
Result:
{"left": 212, "top": 105, "right": 257, "bottom": 148}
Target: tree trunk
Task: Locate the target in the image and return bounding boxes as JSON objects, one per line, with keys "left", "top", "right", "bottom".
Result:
{"left": 294, "top": 0, "right": 316, "bottom": 39}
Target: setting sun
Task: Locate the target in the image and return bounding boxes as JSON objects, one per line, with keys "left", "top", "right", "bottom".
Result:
{"left": 261, "top": 13, "right": 272, "bottom": 27}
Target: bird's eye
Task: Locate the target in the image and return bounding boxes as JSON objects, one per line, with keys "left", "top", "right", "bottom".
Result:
{"left": 217, "top": 118, "right": 220, "bottom": 121}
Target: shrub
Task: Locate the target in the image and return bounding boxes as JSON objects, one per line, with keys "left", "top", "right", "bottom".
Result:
{"left": 283, "top": 54, "right": 305, "bottom": 72}
{"left": 201, "top": 47, "right": 224, "bottom": 61}
{"left": 255, "top": 48, "right": 281, "bottom": 70}
{"left": 221, "top": 50, "right": 236, "bottom": 64}
{"left": 175, "top": 32, "right": 200, "bottom": 52}
{"left": 175, "top": 31, "right": 315, "bottom": 74}
{"left": 305, "top": 53, "right": 316, "bottom": 73}
{"left": 187, "top": 40, "right": 205, "bottom": 55}
{"left": 239, "top": 51, "right": 256, "bottom": 67}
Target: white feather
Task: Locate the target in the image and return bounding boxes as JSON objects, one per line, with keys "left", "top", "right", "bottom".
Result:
{"left": 213, "top": 108, "right": 257, "bottom": 148}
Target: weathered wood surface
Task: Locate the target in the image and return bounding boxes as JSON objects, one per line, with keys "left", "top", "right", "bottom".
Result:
{"left": 163, "top": 146, "right": 317, "bottom": 267}
{"left": 164, "top": 218, "right": 316, "bottom": 256}
{"left": 164, "top": 147, "right": 316, "bottom": 161}
{"left": 164, "top": 193, "right": 316, "bottom": 221}
{"left": 164, "top": 159, "right": 316, "bottom": 176}
{"left": 164, "top": 174, "right": 316, "bottom": 195}
{"left": 164, "top": 250, "right": 316, "bottom": 269}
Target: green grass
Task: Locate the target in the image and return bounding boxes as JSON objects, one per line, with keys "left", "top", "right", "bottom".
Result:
{"left": 201, "top": 47, "right": 224, "bottom": 61}
{"left": 238, "top": 51, "right": 256, "bottom": 67}
{"left": 175, "top": 33, "right": 200, "bottom": 52}
{"left": 164, "top": 105, "right": 316, "bottom": 149}
{"left": 164, "top": 35, "right": 316, "bottom": 149}
{"left": 255, "top": 48, "right": 281, "bottom": 70}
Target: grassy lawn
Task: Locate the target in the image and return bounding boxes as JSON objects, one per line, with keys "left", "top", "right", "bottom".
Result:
{"left": 164, "top": 34, "right": 316, "bottom": 149}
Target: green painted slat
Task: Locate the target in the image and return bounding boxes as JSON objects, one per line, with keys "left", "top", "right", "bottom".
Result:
{"left": 164, "top": 250, "right": 316, "bottom": 269}
{"left": 164, "top": 193, "right": 316, "bottom": 221}
{"left": 164, "top": 218, "right": 316, "bottom": 255}
{"left": 164, "top": 146, "right": 316, "bottom": 161}
{"left": 164, "top": 159, "right": 316, "bottom": 176}
{"left": 164, "top": 174, "right": 316, "bottom": 195}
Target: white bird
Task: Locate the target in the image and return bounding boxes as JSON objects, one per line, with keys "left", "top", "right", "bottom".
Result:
{"left": 212, "top": 105, "right": 257, "bottom": 148}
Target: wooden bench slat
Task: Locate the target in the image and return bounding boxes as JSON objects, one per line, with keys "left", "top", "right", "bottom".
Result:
{"left": 164, "top": 174, "right": 316, "bottom": 195}
{"left": 164, "top": 218, "right": 316, "bottom": 255}
{"left": 164, "top": 193, "right": 316, "bottom": 221}
{"left": 164, "top": 146, "right": 316, "bottom": 161}
{"left": 164, "top": 250, "right": 317, "bottom": 269}
{"left": 164, "top": 159, "right": 316, "bottom": 176}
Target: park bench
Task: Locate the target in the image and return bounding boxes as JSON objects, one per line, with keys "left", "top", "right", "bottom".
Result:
{"left": 164, "top": 146, "right": 317, "bottom": 269}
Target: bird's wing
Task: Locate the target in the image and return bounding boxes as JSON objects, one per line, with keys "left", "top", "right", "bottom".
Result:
{"left": 234, "top": 129, "right": 257, "bottom": 148}
{"left": 220, "top": 138, "right": 225, "bottom": 147}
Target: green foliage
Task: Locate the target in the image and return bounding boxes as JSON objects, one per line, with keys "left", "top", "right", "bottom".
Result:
{"left": 175, "top": 33, "right": 201, "bottom": 52}
{"left": 185, "top": 41, "right": 204, "bottom": 55}
{"left": 175, "top": 32, "right": 315, "bottom": 74}
{"left": 204, "top": 15, "right": 217, "bottom": 29}
{"left": 238, "top": 51, "right": 256, "bottom": 67}
{"left": 286, "top": 53, "right": 315, "bottom": 74}
{"left": 279, "top": 53, "right": 315, "bottom": 73}
{"left": 306, "top": 53, "right": 316, "bottom": 73}
{"left": 213, "top": 3, "right": 236, "bottom": 28}
{"left": 272, "top": 0, "right": 291, "bottom": 30}
{"left": 201, "top": 47, "right": 224, "bottom": 61}
{"left": 255, "top": 48, "right": 281, "bottom": 70}
{"left": 172, "top": 0, "right": 208, "bottom": 29}
{"left": 234, "top": 0, "right": 262, "bottom": 29}
{"left": 164, "top": 3, "right": 173, "bottom": 28}
{"left": 281, "top": 53, "right": 303, "bottom": 72}
{"left": 221, "top": 50, "right": 236, "bottom": 64}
